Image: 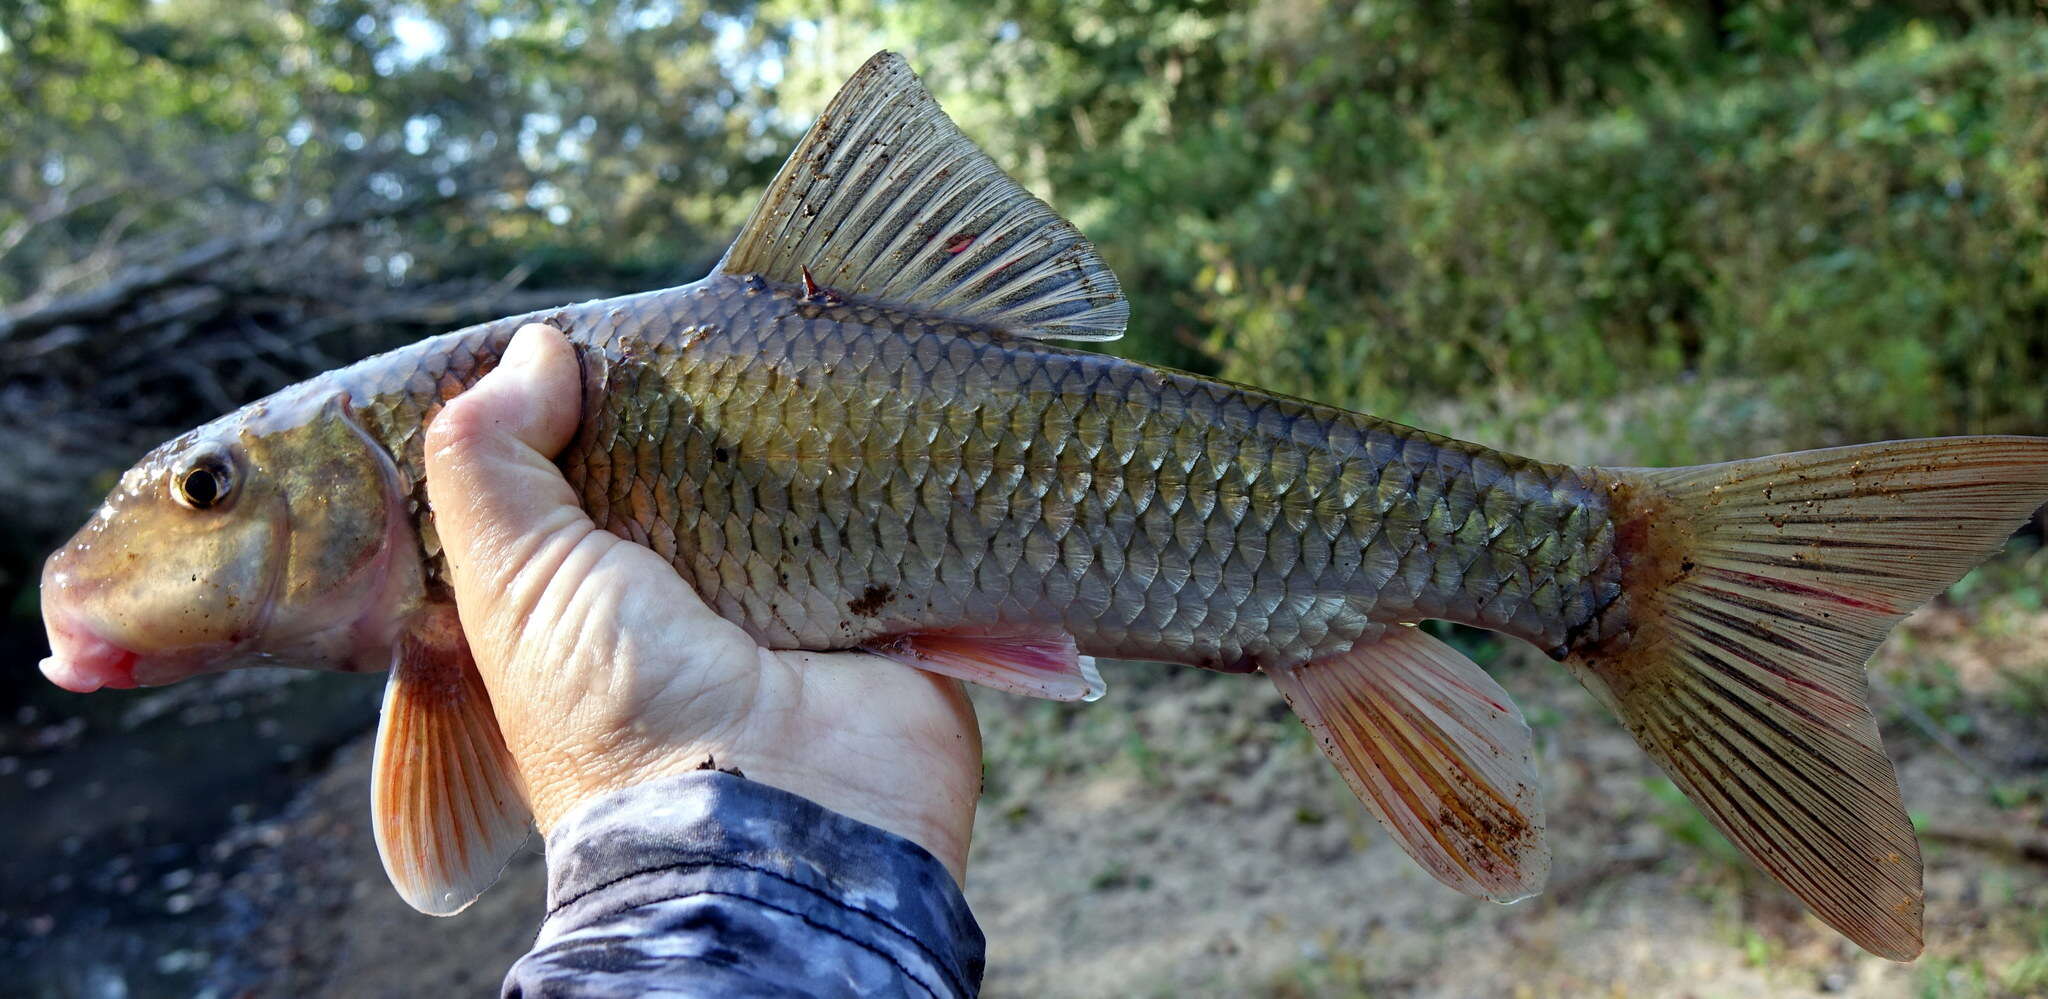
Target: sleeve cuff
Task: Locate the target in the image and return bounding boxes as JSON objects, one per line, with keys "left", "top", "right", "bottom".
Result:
{"left": 533, "top": 770, "right": 984, "bottom": 996}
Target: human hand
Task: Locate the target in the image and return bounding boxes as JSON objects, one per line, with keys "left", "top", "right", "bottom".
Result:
{"left": 422, "top": 323, "right": 983, "bottom": 879}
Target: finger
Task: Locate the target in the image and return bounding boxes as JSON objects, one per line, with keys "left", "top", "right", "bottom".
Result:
{"left": 424, "top": 323, "right": 591, "bottom": 635}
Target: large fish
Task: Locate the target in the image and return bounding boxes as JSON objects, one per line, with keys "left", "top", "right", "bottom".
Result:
{"left": 35, "top": 52, "right": 2048, "bottom": 958}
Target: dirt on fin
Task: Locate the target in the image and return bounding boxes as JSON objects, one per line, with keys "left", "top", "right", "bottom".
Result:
{"left": 717, "top": 51, "right": 1128, "bottom": 340}
{"left": 371, "top": 608, "right": 532, "bottom": 916}
{"left": 1576, "top": 436, "right": 2048, "bottom": 960}
{"left": 865, "top": 629, "right": 1105, "bottom": 702}
{"left": 1271, "top": 625, "right": 1549, "bottom": 903}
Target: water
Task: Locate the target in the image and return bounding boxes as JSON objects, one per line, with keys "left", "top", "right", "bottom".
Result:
{"left": 0, "top": 641, "right": 382, "bottom": 998}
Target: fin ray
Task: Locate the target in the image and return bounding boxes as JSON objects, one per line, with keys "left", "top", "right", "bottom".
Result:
{"left": 371, "top": 614, "right": 532, "bottom": 916}
{"left": 719, "top": 51, "right": 1127, "bottom": 340}
{"left": 1271, "top": 626, "right": 1549, "bottom": 902}
{"left": 865, "top": 628, "right": 1105, "bottom": 701}
{"left": 1574, "top": 436, "right": 2048, "bottom": 960}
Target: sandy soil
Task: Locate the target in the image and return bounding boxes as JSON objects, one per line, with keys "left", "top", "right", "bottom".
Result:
{"left": 6, "top": 588, "right": 2046, "bottom": 998}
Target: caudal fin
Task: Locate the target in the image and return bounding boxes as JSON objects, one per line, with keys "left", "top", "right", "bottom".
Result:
{"left": 1572, "top": 436, "right": 2048, "bottom": 960}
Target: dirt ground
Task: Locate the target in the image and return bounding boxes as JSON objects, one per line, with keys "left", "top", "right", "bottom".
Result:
{"left": 6, "top": 557, "right": 2048, "bottom": 997}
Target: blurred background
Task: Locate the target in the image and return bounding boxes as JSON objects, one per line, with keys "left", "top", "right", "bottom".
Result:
{"left": 4, "top": 1, "right": 2048, "bottom": 996}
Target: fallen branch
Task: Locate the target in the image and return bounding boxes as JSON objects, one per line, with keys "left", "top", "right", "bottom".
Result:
{"left": 0, "top": 194, "right": 451, "bottom": 344}
{"left": 1920, "top": 820, "right": 2048, "bottom": 865}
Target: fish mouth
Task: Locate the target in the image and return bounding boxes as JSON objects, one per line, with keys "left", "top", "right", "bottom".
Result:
{"left": 40, "top": 615, "right": 141, "bottom": 693}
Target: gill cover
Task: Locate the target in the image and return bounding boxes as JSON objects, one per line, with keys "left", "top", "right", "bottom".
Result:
{"left": 247, "top": 389, "right": 424, "bottom": 667}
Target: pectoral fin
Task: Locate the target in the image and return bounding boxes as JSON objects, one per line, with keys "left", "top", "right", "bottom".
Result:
{"left": 371, "top": 610, "right": 532, "bottom": 915}
{"left": 865, "top": 629, "right": 1105, "bottom": 702}
{"left": 1272, "top": 626, "right": 1549, "bottom": 902}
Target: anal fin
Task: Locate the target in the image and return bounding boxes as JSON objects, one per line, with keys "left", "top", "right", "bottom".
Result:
{"left": 1271, "top": 625, "right": 1549, "bottom": 902}
{"left": 371, "top": 607, "right": 532, "bottom": 915}
{"left": 865, "top": 629, "right": 1105, "bottom": 702}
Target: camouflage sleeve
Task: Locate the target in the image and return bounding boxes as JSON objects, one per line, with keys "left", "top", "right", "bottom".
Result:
{"left": 502, "top": 770, "right": 985, "bottom": 998}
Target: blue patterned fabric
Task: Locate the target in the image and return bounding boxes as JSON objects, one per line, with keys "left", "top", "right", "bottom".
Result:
{"left": 502, "top": 771, "right": 984, "bottom": 998}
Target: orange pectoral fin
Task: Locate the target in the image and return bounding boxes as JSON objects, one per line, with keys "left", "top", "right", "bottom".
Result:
{"left": 1272, "top": 626, "right": 1549, "bottom": 903}
{"left": 864, "top": 629, "right": 1105, "bottom": 702}
{"left": 370, "top": 609, "right": 532, "bottom": 915}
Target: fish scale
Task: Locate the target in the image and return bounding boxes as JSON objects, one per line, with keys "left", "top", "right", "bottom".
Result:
{"left": 336, "top": 273, "right": 1623, "bottom": 670}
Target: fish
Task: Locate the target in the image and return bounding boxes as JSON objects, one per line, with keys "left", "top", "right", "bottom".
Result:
{"left": 34, "top": 51, "right": 2048, "bottom": 959}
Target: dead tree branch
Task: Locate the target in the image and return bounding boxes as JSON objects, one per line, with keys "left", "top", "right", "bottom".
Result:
{"left": 0, "top": 193, "right": 452, "bottom": 344}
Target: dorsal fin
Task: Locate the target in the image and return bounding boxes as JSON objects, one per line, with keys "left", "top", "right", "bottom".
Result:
{"left": 718, "top": 51, "right": 1127, "bottom": 341}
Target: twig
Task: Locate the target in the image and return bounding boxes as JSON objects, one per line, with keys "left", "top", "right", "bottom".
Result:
{"left": 1920, "top": 820, "right": 2048, "bottom": 865}
{"left": 0, "top": 194, "right": 451, "bottom": 343}
{"left": 1867, "top": 674, "right": 1998, "bottom": 787}
{"left": 0, "top": 181, "right": 128, "bottom": 264}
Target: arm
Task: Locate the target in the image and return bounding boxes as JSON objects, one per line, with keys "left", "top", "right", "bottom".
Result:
{"left": 505, "top": 772, "right": 983, "bottom": 999}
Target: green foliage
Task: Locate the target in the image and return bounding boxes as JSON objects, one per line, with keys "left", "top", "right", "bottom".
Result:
{"left": 1740, "top": 926, "right": 1780, "bottom": 968}
{"left": 2002, "top": 914, "right": 2048, "bottom": 994}
{"left": 1890, "top": 659, "right": 1979, "bottom": 741}
{"left": 1919, "top": 954, "right": 1994, "bottom": 999}
{"left": 1201, "top": 22, "right": 2048, "bottom": 460}
{"left": 0, "top": 0, "right": 800, "bottom": 305}
{"left": 1643, "top": 775, "right": 1749, "bottom": 875}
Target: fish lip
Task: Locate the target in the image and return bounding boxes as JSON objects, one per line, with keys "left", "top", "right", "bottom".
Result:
{"left": 39, "top": 614, "right": 140, "bottom": 693}
{"left": 39, "top": 617, "right": 249, "bottom": 691}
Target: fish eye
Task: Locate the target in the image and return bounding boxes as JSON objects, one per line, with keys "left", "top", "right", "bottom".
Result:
{"left": 172, "top": 451, "right": 236, "bottom": 512}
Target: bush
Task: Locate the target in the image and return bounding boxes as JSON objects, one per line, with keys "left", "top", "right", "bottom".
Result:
{"left": 1199, "top": 23, "right": 2048, "bottom": 463}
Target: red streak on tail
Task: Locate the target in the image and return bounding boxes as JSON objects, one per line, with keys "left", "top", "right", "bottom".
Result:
{"left": 1703, "top": 567, "right": 1899, "bottom": 616}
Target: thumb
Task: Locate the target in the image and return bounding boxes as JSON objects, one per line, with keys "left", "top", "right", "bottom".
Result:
{"left": 423, "top": 322, "right": 589, "bottom": 639}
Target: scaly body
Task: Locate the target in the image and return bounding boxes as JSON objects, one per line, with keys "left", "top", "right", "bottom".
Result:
{"left": 343, "top": 274, "right": 1622, "bottom": 673}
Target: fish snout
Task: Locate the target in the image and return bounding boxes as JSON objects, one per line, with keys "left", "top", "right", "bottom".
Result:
{"left": 39, "top": 549, "right": 139, "bottom": 692}
{"left": 39, "top": 611, "right": 140, "bottom": 693}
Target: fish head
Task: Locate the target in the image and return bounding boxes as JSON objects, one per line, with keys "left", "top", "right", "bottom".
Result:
{"left": 39, "top": 383, "right": 423, "bottom": 692}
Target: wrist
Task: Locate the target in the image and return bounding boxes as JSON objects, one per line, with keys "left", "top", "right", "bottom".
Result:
{"left": 525, "top": 747, "right": 973, "bottom": 883}
{"left": 736, "top": 760, "right": 975, "bottom": 883}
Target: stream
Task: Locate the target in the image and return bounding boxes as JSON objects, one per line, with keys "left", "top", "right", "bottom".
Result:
{"left": 0, "top": 625, "right": 383, "bottom": 998}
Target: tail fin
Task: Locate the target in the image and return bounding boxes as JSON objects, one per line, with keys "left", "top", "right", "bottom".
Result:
{"left": 1571, "top": 436, "right": 2048, "bottom": 960}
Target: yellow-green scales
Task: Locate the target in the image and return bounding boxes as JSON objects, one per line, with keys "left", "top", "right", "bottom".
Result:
{"left": 343, "top": 273, "right": 1624, "bottom": 674}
